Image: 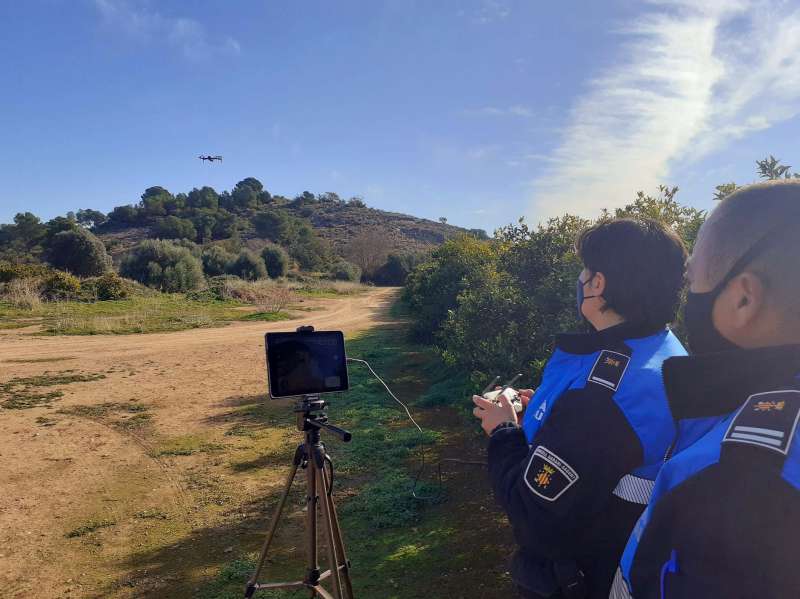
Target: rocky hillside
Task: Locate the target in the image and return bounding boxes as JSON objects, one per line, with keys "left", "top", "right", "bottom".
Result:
{"left": 280, "top": 201, "right": 466, "bottom": 253}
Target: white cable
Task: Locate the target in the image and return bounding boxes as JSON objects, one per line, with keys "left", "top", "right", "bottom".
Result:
{"left": 346, "top": 357, "right": 424, "bottom": 434}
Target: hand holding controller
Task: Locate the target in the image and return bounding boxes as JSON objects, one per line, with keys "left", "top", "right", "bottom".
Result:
{"left": 482, "top": 387, "right": 524, "bottom": 414}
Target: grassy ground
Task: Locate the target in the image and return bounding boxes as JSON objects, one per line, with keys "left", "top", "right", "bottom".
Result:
{"left": 0, "top": 370, "right": 107, "bottom": 409}
{"left": 292, "top": 280, "right": 370, "bottom": 299}
{"left": 192, "top": 326, "right": 515, "bottom": 599}
{"left": 0, "top": 280, "right": 369, "bottom": 336}
{"left": 0, "top": 295, "right": 290, "bottom": 335}
{"left": 0, "top": 295, "right": 515, "bottom": 597}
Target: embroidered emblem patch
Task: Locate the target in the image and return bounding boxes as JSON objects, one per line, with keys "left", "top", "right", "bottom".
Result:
{"left": 588, "top": 350, "right": 630, "bottom": 391}
{"left": 723, "top": 390, "right": 800, "bottom": 455}
{"left": 524, "top": 445, "right": 579, "bottom": 501}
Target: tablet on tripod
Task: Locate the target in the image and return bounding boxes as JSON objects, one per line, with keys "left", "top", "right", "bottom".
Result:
{"left": 265, "top": 329, "right": 349, "bottom": 399}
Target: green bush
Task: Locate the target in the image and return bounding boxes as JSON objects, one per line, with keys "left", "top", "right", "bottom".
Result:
{"left": 329, "top": 260, "right": 361, "bottom": 282}
{"left": 289, "top": 224, "right": 330, "bottom": 271}
{"left": 41, "top": 270, "right": 82, "bottom": 301}
{"left": 120, "top": 240, "right": 205, "bottom": 292}
{"left": 428, "top": 216, "right": 588, "bottom": 379}
{"left": 403, "top": 234, "right": 498, "bottom": 342}
{"left": 201, "top": 246, "right": 235, "bottom": 277}
{"left": 44, "top": 228, "right": 111, "bottom": 277}
{"left": 372, "top": 252, "right": 427, "bottom": 285}
{"left": 405, "top": 188, "right": 706, "bottom": 381}
{"left": 0, "top": 261, "right": 52, "bottom": 283}
{"left": 186, "top": 275, "right": 237, "bottom": 302}
{"left": 252, "top": 209, "right": 290, "bottom": 241}
{"left": 151, "top": 216, "right": 197, "bottom": 241}
{"left": 227, "top": 250, "right": 267, "bottom": 281}
{"left": 260, "top": 244, "right": 289, "bottom": 279}
{"left": 82, "top": 271, "right": 130, "bottom": 301}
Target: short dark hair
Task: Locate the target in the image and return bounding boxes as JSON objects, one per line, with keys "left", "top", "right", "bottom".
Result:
{"left": 576, "top": 218, "right": 687, "bottom": 328}
{"left": 704, "top": 181, "right": 800, "bottom": 326}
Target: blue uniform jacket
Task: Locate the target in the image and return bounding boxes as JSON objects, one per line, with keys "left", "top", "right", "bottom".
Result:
{"left": 610, "top": 344, "right": 800, "bottom": 599}
{"left": 488, "top": 322, "right": 686, "bottom": 598}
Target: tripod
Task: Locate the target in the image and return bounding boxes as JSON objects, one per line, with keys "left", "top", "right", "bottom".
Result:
{"left": 245, "top": 396, "right": 355, "bottom": 599}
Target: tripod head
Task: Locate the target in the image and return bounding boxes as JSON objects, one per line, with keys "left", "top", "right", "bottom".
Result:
{"left": 294, "top": 394, "right": 352, "bottom": 443}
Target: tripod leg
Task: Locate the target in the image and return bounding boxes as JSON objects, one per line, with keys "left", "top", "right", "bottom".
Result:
{"left": 322, "top": 459, "right": 354, "bottom": 599}
{"left": 306, "top": 450, "right": 319, "bottom": 597}
{"left": 317, "top": 460, "right": 344, "bottom": 599}
{"left": 245, "top": 444, "right": 303, "bottom": 598}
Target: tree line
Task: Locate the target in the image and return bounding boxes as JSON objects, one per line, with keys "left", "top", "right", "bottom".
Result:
{"left": 403, "top": 155, "right": 796, "bottom": 384}
{"left": 0, "top": 177, "right": 439, "bottom": 296}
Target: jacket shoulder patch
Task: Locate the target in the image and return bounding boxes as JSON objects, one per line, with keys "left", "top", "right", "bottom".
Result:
{"left": 588, "top": 350, "right": 630, "bottom": 391}
{"left": 524, "top": 445, "right": 579, "bottom": 501}
{"left": 723, "top": 390, "right": 800, "bottom": 455}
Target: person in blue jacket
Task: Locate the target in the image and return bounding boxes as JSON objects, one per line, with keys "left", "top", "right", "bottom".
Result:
{"left": 611, "top": 181, "right": 800, "bottom": 599}
{"left": 473, "top": 218, "right": 688, "bottom": 599}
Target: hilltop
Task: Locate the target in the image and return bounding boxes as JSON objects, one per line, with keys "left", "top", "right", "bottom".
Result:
{"left": 93, "top": 186, "right": 472, "bottom": 259}
{"left": 1, "top": 178, "right": 486, "bottom": 284}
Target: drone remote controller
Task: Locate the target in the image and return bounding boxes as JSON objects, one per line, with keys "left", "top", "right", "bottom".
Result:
{"left": 482, "top": 387, "right": 524, "bottom": 414}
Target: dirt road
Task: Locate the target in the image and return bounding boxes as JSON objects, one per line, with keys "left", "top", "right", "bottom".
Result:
{"left": 0, "top": 287, "right": 398, "bottom": 598}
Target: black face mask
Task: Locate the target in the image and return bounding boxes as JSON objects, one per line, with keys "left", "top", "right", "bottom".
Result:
{"left": 683, "top": 286, "right": 739, "bottom": 354}
{"left": 682, "top": 229, "right": 779, "bottom": 354}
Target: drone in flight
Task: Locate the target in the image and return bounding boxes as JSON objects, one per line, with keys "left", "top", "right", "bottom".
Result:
{"left": 198, "top": 155, "right": 223, "bottom": 163}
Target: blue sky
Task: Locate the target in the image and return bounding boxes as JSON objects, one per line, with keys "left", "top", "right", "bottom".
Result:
{"left": 2, "top": 0, "right": 800, "bottom": 232}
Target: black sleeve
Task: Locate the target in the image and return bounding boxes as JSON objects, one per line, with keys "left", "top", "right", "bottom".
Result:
{"left": 488, "top": 385, "right": 643, "bottom": 558}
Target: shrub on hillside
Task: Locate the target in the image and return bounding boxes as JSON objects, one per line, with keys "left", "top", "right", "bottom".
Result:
{"left": 227, "top": 250, "right": 267, "bottom": 281}
{"left": 261, "top": 244, "right": 289, "bottom": 279}
{"left": 152, "top": 216, "right": 197, "bottom": 241}
{"left": 202, "top": 246, "right": 235, "bottom": 277}
{"left": 252, "top": 209, "right": 291, "bottom": 241}
{"left": 106, "top": 204, "right": 140, "bottom": 227}
{"left": 81, "top": 271, "right": 130, "bottom": 301}
{"left": 120, "top": 240, "right": 204, "bottom": 292}
{"left": 173, "top": 238, "right": 201, "bottom": 257}
{"left": 45, "top": 229, "right": 111, "bottom": 277}
{"left": 328, "top": 260, "right": 361, "bottom": 282}
{"left": 41, "top": 271, "right": 82, "bottom": 301}
{"left": 200, "top": 276, "right": 295, "bottom": 311}
{"left": 289, "top": 225, "right": 330, "bottom": 271}
{"left": 344, "top": 230, "right": 391, "bottom": 279}
{"left": 372, "top": 253, "right": 427, "bottom": 285}
{"left": 0, "top": 261, "right": 52, "bottom": 283}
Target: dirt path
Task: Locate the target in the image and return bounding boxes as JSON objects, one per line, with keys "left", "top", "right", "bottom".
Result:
{"left": 0, "top": 288, "right": 399, "bottom": 598}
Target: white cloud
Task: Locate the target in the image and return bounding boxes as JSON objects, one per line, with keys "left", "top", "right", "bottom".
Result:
{"left": 471, "top": 0, "right": 511, "bottom": 25}
{"left": 467, "top": 144, "right": 503, "bottom": 160}
{"left": 462, "top": 105, "right": 534, "bottom": 118}
{"left": 93, "top": 0, "right": 241, "bottom": 60}
{"left": 529, "top": 0, "right": 800, "bottom": 221}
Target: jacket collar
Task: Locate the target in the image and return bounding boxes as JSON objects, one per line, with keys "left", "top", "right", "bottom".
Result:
{"left": 555, "top": 321, "right": 666, "bottom": 355}
{"left": 664, "top": 344, "right": 800, "bottom": 420}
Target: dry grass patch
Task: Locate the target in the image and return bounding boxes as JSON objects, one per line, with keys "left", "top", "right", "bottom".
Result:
{"left": 218, "top": 278, "right": 297, "bottom": 313}
{"left": 0, "top": 371, "right": 107, "bottom": 409}
{"left": 3, "top": 278, "right": 42, "bottom": 309}
{"left": 66, "top": 519, "right": 117, "bottom": 538}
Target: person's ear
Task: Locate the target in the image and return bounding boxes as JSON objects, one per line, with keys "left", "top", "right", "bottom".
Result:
{"left": 591, "top": 271, "right": 607, "bottom": 296}
{"left": 727, "top": 272, "right": 767, "bottom": 329}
